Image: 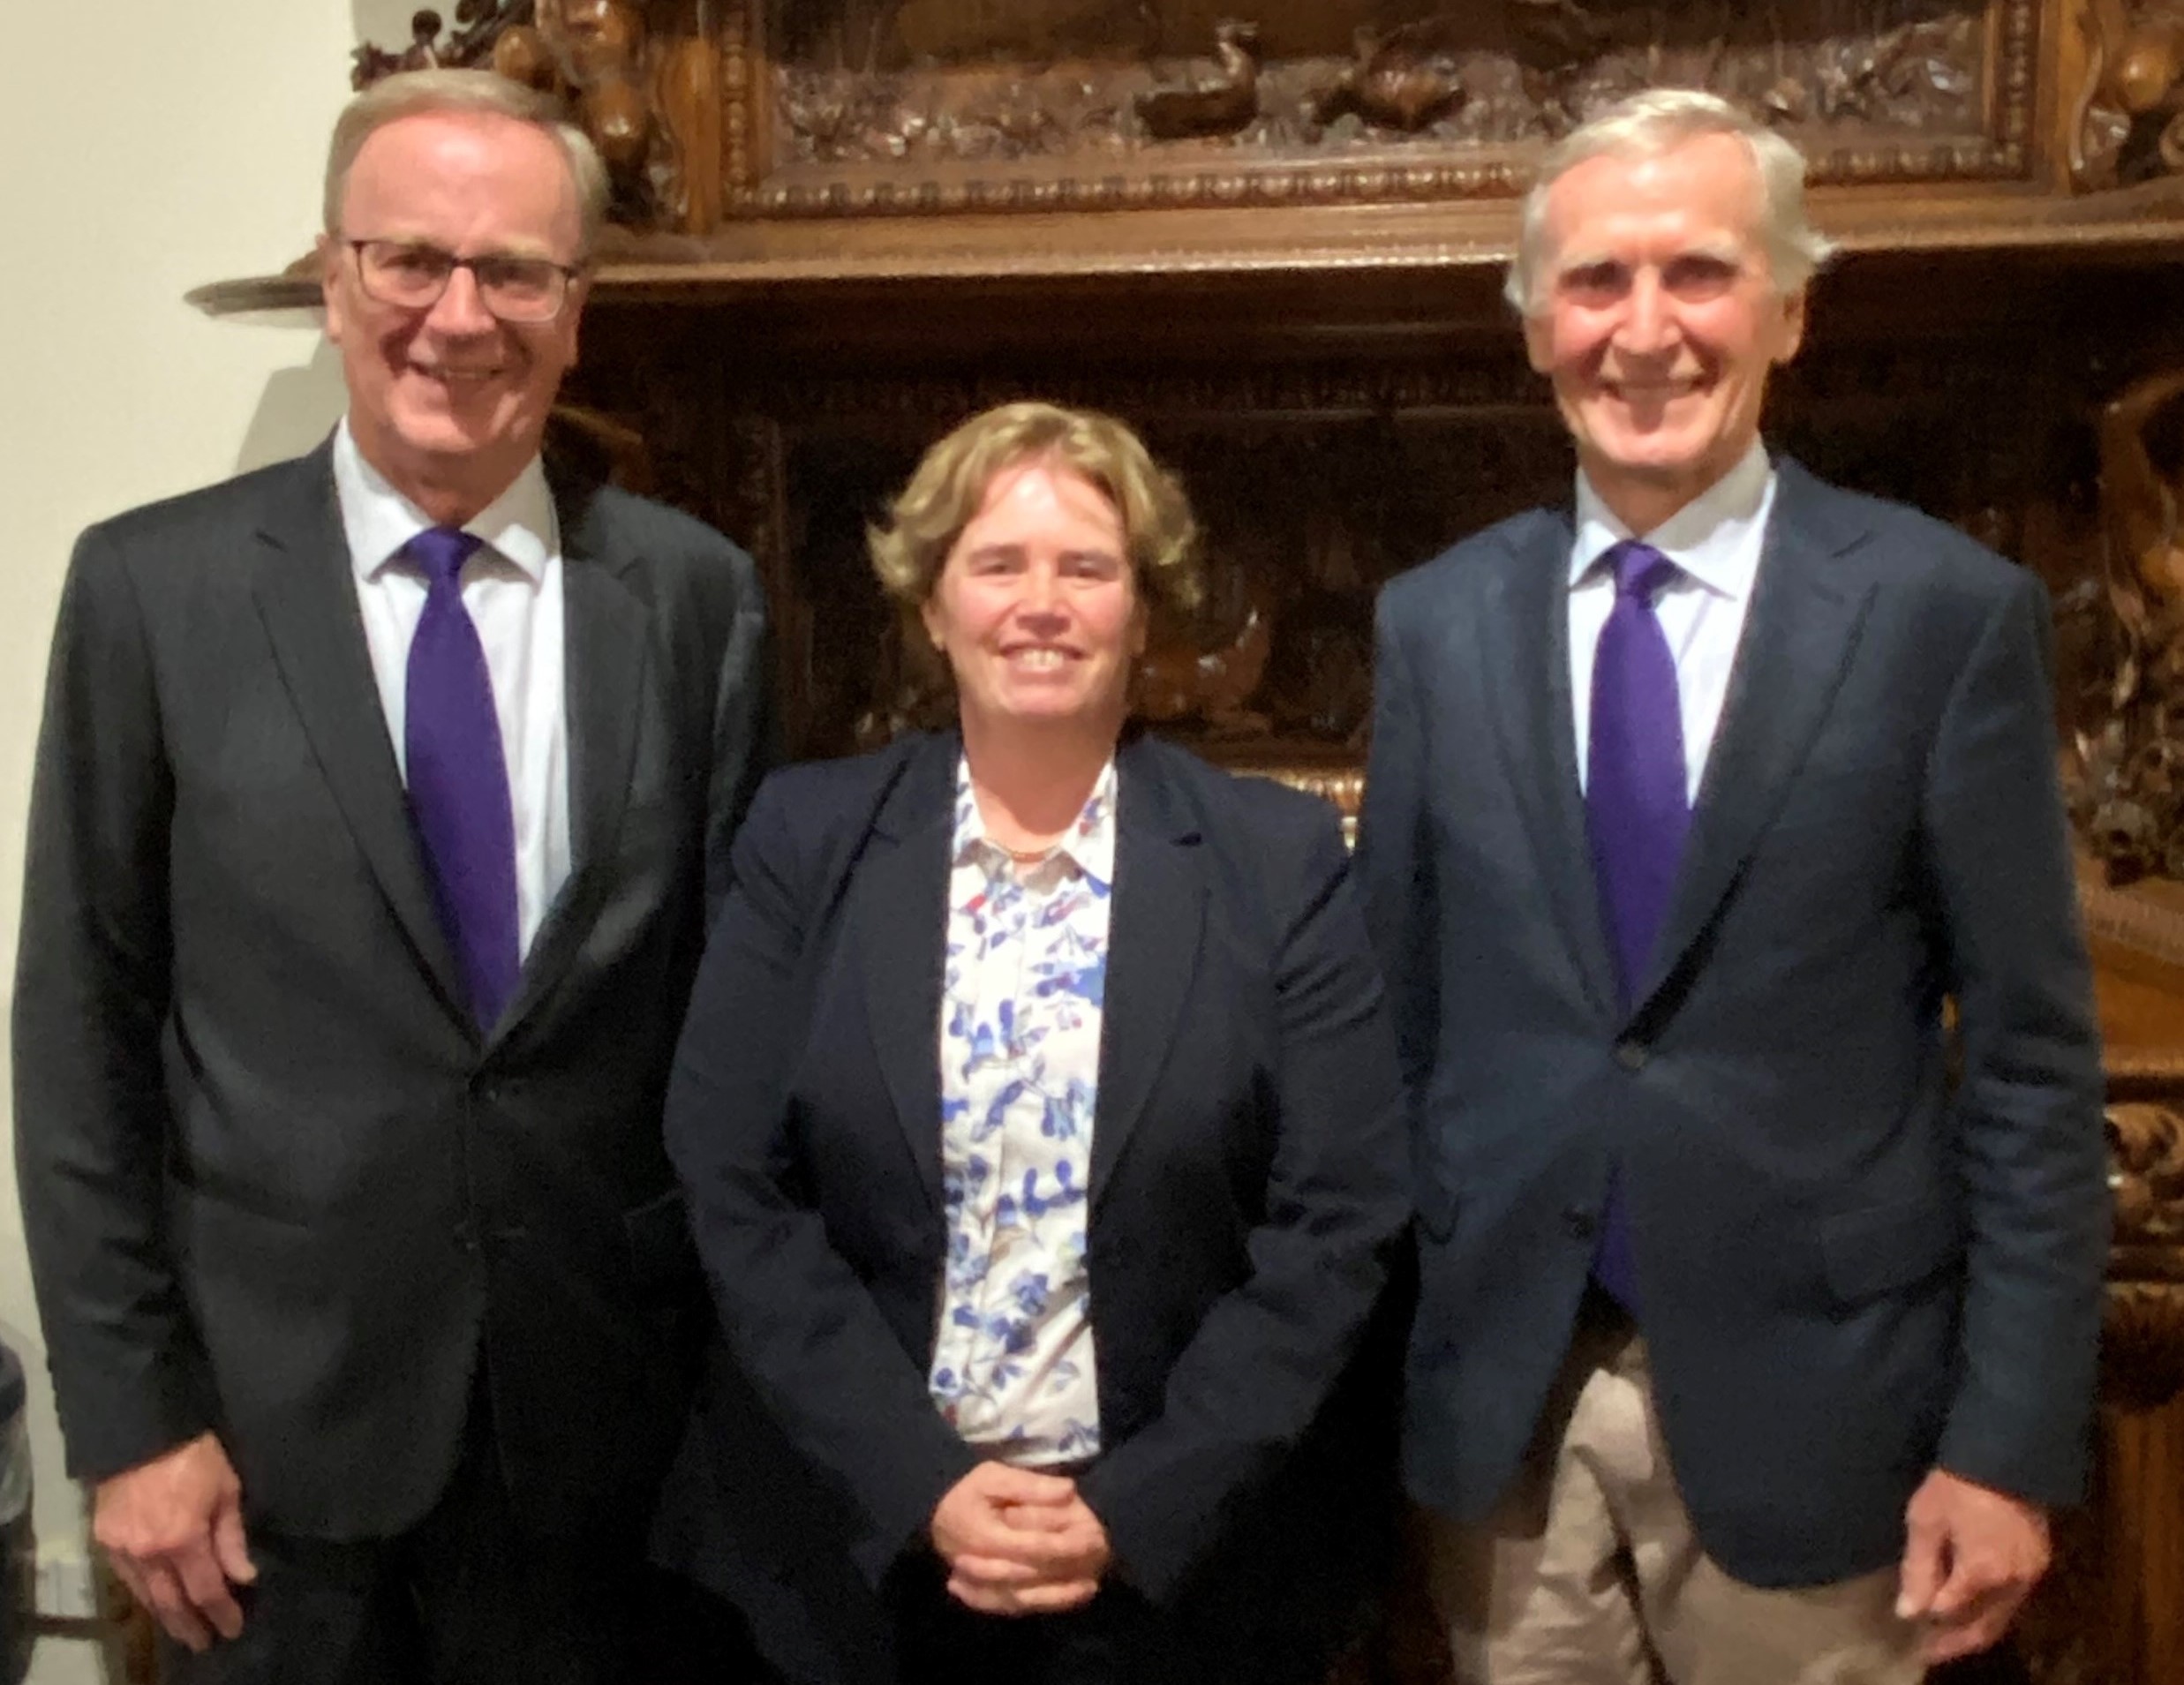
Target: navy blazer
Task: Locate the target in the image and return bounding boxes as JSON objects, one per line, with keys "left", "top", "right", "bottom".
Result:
{"left": 658, "top": 729, "right": 1410, "bottom": 1681}
{"left": 1358, "top": 460, "right": 2110, "bottom": 1588}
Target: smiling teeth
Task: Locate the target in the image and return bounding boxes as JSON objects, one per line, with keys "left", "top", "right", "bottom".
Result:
{"left": 1014, "top": 649, "right": 1066, "bottom": 669}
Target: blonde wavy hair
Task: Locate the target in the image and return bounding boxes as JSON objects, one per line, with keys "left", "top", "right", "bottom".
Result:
{"left": 867, "top": 403, "right": 1203, "bottom": 711}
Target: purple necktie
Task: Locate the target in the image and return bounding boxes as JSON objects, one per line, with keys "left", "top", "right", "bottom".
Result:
{"left": 403, "top": 527, "right": 520, "bottom": 1033}
{"left": 1584, "top": 540, "right": 1690, "bottom": 1311}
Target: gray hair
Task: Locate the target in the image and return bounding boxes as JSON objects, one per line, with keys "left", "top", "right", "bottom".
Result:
{"left": 1505, "top": 89, "right": 1834, "bottom": 316}
{"left": 324, "top": 69, "right": 609, "bottom": 257}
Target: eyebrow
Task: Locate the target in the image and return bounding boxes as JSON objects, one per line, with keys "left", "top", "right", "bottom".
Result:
{"left": 1553, "top": 239, "right": 1748, "bottom": 274}
{"left": 365, "top": 232, "right": 570, "bottom": 263}
{"left": 960, "top": 544, "right": 1122, "bottom": 564}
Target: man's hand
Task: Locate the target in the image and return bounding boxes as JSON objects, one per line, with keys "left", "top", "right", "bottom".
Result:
{"left": 94, "top": 1433, "right": 256, "bottom": 1652}
{"left": 1896, "top": 1467, "right": 2051, "bottom": 1666}
{"left": 930, "top": 1463, "right": 1111, "bottom": 1616}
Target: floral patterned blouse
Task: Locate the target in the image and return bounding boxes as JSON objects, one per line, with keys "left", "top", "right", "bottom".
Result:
{"left": 926, "top": 756, "right": 1115, "bottom": 1466}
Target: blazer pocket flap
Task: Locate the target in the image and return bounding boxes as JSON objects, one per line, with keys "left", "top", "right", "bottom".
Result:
{"left": 624, "top": 1187, "right": 701, "bottom": 1294}
{"left": 1820, "top": 1198, "right": 1959, "bottom": 1306}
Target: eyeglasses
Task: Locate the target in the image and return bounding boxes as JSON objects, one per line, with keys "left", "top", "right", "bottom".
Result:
{"left": 343, "top": 238, "right": 584, "bottom": 324}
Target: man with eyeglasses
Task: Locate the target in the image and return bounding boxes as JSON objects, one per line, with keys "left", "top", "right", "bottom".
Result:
{"left": 14, "top": 69, "right": 772, "bottom": 1683}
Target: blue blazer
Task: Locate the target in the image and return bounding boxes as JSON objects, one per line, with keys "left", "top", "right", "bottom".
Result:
{"left": 1358, "top": 460, "right": 2110, "bottom": 1588}
{"left": 656, "top": 728, "right": 1409, "bottom": 1682}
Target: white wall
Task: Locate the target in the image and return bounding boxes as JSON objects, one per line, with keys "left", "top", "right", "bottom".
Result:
{"left": 0, "top": 6, "right": 419, "bottom": 1678}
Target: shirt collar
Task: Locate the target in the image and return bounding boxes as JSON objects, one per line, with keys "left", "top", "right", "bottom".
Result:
{"left": 1570, "top": 438, "right": 1774, "bottom": 602}
{"left": 952, "top": 756, "right": 1118, "bottom": 890}
{"left": 331, "top": 417, "right": 557, "bottom": 585}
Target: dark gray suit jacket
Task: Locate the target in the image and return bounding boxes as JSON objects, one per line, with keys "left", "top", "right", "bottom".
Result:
{"left": 1358, "top": 460, "right": 2109, "bottom": 1587}
{"left": 654, "top": 729, "right": 1409, "bottom": 1683}
{"left": 13, "top": 440, "right": 772, "bottom": 1542}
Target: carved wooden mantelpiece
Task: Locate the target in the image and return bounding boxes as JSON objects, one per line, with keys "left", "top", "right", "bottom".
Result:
{"left": 192, "top": 0, "right": 2184, "bottom": 318}
{"left": 184, "top": 2, "right": 2184, "bottom": 1680}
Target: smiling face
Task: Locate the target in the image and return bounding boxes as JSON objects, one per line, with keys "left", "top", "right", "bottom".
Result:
{"left": 1525, "top": 132, "right": 1805, "bottom": 531}
{"left": 922, "top": 457, "right": 1146, "bottom": 744}
{"left": 322, "top": 109, "right": 585, "bottom": 523}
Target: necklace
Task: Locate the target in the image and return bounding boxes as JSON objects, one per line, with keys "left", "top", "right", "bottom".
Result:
{"left": 999, "top": 840, "right": 1060, "bottom": 866}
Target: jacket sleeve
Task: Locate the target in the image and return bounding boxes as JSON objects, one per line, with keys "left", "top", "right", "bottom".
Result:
{"left": 1921, "top": 569, "right": 2110, "bottom": 1505}
{"left": 1355, "top": 592, "right": 1442, "bottom": 1103}
{"left": 1079, "top": 809, "right": 1410, "bottom": 1603}
{"left": 12, "top": 525, "right": 218, "bottom": 1482}
{"left": 666, "top": 775, "right": 979, "bottom": 1589}
{"left": 698, "top": 544, "right": 779, "bottom": 929}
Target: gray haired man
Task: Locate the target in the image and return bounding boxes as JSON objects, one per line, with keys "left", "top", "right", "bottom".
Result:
{"left": 1359, "top": 89, "right": 2108, "bottom": 1683}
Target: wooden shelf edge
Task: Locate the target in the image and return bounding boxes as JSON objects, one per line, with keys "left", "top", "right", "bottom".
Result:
{"left": 185, "top": 182, "right": 2184, "bottom": 319}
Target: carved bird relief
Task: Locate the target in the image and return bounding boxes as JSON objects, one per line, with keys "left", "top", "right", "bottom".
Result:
{"left": 1507, "top": 0, "right": 1615, "bottom": 131}
{"left": 1136, "top": 19, "right": 1263, "bottom": 141}
{"left": 1319, "top": 19, "right": 1470, "bottom": 132}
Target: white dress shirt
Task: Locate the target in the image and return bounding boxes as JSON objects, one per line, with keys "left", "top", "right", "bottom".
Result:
{"left": 1568, "top": 441, "right": 1777, "bottom": 803}
{"left": 331, "top": 419, "right": 571, "bottom": 959}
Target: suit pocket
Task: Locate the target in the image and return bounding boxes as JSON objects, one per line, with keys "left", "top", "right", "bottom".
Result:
{"left": 1819, "top": 1197, "right": 1960, "bottom": 1306}
{"left": 624, "top": 1187, "right": 701, "bottom": 1295}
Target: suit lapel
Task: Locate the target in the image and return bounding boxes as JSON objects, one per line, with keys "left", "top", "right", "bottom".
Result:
{"left": 494, "top": 472, "right": 651, "bottom": 1041}
{"left": 249, "top": 446, "right": 468, "bottom": 1020}
{"left": 1090, "top": 739, "right": 1203, "bottom": 1215}
{"left": 1476, "top": 513, "right": 1620, "bottom": 1019}
{"left": 1640, "top": 462, "right": 1878, "bottom": 1008}
{"left": 858, "top": 737, "right": 958, "bottom": 1219}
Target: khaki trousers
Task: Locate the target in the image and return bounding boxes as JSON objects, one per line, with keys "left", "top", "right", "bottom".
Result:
{"left": 1420, "top": 1310, "right": 1924, "bottom": 1685}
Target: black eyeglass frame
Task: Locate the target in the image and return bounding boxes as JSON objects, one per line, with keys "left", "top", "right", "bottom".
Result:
{"left": 342, "top": 237, "right": 587, "bottom": 324}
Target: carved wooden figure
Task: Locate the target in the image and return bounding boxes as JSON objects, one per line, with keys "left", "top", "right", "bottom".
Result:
{"left": 1316, "top": 19, "right": 1470, "bottom": 132}
{"left": 2077, "top": 0, "right": 2184, "bottom": 182}
{"left": 2077, "top": 369, "right": 2184, "bottom": 884}
{"left": 1137, "top": 19, "right": 1264, "bottom": 140}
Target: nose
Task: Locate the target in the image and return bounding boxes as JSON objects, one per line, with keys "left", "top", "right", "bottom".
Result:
{"left": 1014, "top": 561, "right": 1068, "bottom": 626}
{"left": 1614, "top": 268, "right": 1676, "bottom": 357}
{"left": 425, "top": 262, "right": 497, "bottom": 336}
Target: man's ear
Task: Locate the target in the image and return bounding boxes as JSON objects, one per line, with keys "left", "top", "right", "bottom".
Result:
{"left": 1523, "top": 305, "right": 1555, "bottom": 375}
{"left": 1774, "top": 286, "right": 1808, "bottom": 366}
{"left": 318, "top": 235, "right": 345, "bottom": 342}
{"left": 561, "top": 274, "right": 591, "bottom": 358}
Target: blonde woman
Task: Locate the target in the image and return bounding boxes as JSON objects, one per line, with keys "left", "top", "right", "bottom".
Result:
{"left": 655, "top": 402, "right": 1408, "bottom": 1683}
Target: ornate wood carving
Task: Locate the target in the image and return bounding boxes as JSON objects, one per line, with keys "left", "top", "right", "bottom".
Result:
{"left": 754, "top": 0, "right": 2030, "bottom": 217}
{"left": 2076, "top": 368, "right": 2184, "bottom": 884}
{"left": 356, "top": 2, "right": 2051, "bottom": 234}
{"left": 353, "top": 0, "right": 729, "bottom": 233}
{"left": 2074, "top": 0, "right": 2184, "bottom": 187}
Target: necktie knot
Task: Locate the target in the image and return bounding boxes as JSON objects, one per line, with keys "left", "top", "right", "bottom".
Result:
{"left": 404, "top": 527, "right": 484, "bottom": 591}
{"left": 1607, "top": 540, "right": 1678, "bottom": 603}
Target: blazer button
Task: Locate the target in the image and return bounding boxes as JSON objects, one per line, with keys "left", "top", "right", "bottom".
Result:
{"left": 1564, "top": 1208, "right": 1600, "bottom": 1240}
{"left": 1614, "top": 1040, "right": 1649, "bottom": 1072}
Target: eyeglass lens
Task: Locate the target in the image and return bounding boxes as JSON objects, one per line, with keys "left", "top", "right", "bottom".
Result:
{"left": 356, "top": 242, "right": 567, "bottom": 321}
